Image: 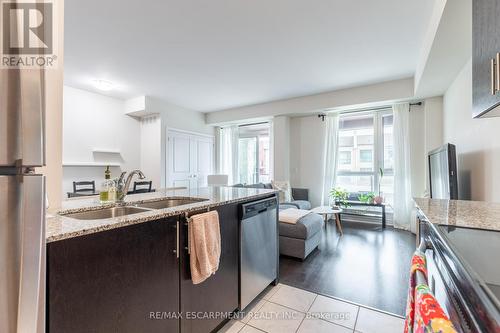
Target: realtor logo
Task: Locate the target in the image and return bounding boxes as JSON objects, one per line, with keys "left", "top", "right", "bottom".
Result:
{"left": 1, "top": 0, "right": 57, "bottom": 68}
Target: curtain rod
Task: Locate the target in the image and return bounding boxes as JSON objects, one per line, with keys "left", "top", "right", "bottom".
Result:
{"left": 238, "top": 121, "right": 270, "bottom": 128}
{"left": 219, "top": 121, "right": 270, "bottom": 130}
{"left": 318, "top": 101, "right": 423, "bottom": 120}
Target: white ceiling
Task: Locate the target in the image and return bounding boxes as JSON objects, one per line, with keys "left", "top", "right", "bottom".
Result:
{"left": 64, "top": 0, "right": 434, "bottom": 112}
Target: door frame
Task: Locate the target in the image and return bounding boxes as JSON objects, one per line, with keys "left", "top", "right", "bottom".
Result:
{"left": 164, "top": 127, "right": 215, "bottom": 189}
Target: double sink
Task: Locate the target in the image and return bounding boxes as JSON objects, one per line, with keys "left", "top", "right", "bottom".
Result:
{"left": 62, "top": 198, "right": 208, "bottom": 220}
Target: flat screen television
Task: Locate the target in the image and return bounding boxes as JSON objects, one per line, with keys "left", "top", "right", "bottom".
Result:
{"left": 428, "top": 143, "right": 458, "bottom": 200}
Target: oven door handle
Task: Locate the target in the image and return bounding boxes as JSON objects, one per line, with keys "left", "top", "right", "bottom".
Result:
{"left": 416, "top": 240, "right": 430, "bottom": 286}
{"left": 418, "top": 238, "right": 434, "bottom": 254}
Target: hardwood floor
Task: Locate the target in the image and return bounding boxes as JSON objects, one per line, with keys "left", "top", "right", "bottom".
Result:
{"left": 279, "top": 220, "right": 415, "bottom": 316}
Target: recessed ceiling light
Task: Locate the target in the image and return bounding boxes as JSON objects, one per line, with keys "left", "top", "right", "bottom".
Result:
{"left": 93, "top": 79, "right": 113, "bottom": 91}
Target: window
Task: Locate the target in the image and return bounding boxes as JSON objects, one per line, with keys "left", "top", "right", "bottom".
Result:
{"left": 238, "top": 137, "right": 257, "bottom": 184}
{"left": 339, "top": 151, "right": 352, "bottom": 165}
{"left": 383, "top": 114, "right": 394, "bottom": 170}
{"left": 357, "top": 135, "right": 373, "bottom": 145}
{"left": 258, "top": 135, "right": 271, "bottom": 183}
{"left": 335, "top": 110, "right": 394, "bottom": 204}
{"left": 339, "top": 136, "right": 354, "bottom": 147}
{"left": 336, "top": 175, "right": 373, "bottom": 193}
{"left": 237, "top": 123, "right": 271, "bottom": 184}
{"left": 359, "top": 149, "right": 372, "bottom": 163}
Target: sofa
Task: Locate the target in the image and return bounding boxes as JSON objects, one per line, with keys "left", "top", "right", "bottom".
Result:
{"left": 233, "top": 183, "right": 312, "bottom": 210}
{"left": 234, "top": 183, "right": 322, "bottom": 260}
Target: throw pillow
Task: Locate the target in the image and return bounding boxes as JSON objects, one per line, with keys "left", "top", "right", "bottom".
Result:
{"left": 271, "top": 180, "right": 293, "bottom": 203}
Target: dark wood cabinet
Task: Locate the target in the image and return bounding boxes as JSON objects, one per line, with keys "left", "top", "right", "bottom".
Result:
{"left": 473, "top": 0, "right": 500, "bottom": 117}
{"left": 47, "top": 217, "right": 180, "bottom": 333}
{"left": 179, "top": 203, "right": 240, "bottom": 333}
{"left": 47, "top": 197, "right": 274, "bottom": 333}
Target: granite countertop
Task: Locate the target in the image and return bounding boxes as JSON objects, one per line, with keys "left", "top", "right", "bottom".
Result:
{"left": 414, "top": 197, "right": 500, "bottom": 232}
{"left": 46, "top": 187, "right": 277, "bottom": 243}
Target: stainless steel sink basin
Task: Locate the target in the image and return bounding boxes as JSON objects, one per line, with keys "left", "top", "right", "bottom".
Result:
{"left": 63, "top": 206, "right": 151, "bottom": 220}
{"left": 135, "top": 198, "right": 208, "bottom": 210}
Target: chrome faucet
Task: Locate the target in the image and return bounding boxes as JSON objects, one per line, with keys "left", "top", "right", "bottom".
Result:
{"left": 116, "top": 170, "right": 146, "bottom": 203}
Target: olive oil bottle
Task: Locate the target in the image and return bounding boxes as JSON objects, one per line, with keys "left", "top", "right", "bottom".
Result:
{"left": 99, "top": 166, "right": 112, "bottom": 203}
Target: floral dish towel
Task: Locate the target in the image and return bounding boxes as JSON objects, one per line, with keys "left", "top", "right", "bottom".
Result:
{"left": 404, "top": 251, "right": 457, "bottom": 333}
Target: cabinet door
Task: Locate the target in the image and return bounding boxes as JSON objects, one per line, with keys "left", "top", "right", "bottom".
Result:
{"left": 47, "top": 217, "right": 180, "bottom": 333}
{"left": 473, "top": 0, "right": 500, "bottom": 117}
{"left": 180, "top": 203, "right": 239, "bottom": 333}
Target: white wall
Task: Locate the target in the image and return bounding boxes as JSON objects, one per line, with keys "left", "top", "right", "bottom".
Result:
{"left": 423, "top": 97, "right": 444, "bottom": 194}
{"left": 147, "top": 97, "right": 214, "bottom": 136}
{"left": 145, "top": 97, "right": 215, "bottom": 187}
{"left": 62, "top": 90, "right": 215, "bottom": 195}
{"left": 424, "top": 97, "right": 444, "bottom": 154}
{"left": 400, "top": 99, "right": 446, "bottom": 199}
{"left": 443, "top": 59, "right": 500, "bottom": 201}
{"left": 273, "top": 116, "right": 291, "bottom": 182}
{"left": 407, "top": 100, "right": 445, "bottom": 198}
{"left": 206, "top": 78, "right": 414, "bottom": 124}
{"left": 289, "top": 116, "right": 327, "bottom": 207}
{"left": 62, "top": 86, "right": 141, "bottom": 194}
{"left": 409, "top": 104, "right": 427, "bottom": 198}
{"left": 140, "top": 115, "right": 162, "bottom": 189}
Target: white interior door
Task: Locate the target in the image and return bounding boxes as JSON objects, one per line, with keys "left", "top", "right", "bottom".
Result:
{"left": 168, "top": 131, "right": 192, "bottom": 189}
{"left": 195, "top": 136, "right": 214, "bottom": 187}
{"left": 168, "top": 130, "right": 214, "bottom": 190}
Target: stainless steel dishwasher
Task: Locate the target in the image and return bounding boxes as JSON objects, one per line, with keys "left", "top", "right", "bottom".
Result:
{"left": 240, "top": 197, "right": 278, "bottom": 310}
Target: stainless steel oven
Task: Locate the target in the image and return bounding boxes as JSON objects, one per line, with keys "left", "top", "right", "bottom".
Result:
{"left": 419, "top": 220, "right": 500, "bottom": 332}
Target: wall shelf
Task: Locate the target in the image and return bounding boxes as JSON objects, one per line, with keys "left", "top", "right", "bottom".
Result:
{"left": 63, "top": 162, "right": 121, "bottom": 167}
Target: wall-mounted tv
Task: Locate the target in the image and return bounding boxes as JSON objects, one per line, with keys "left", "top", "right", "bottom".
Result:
{"left": 428, "top": 143, "right": 458, "bottom": 200}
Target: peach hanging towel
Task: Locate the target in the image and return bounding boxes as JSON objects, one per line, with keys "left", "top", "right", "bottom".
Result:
{"left": 188, "top": 210, "right": 221, "bottom": 284}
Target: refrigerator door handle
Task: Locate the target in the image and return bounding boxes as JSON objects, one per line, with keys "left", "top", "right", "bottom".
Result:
{"left": 0, "top": 69, "right": 45, "bottom": 167}
{"left": 20, "top": 70, "right": 46, "bottom": 167}
{"left": 16, "top": 175, "right": 45, "bottom": 333}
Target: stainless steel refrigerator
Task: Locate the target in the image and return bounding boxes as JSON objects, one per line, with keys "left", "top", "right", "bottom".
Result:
{"left": 0, "top": 67, "right": 46, "bottom": 332}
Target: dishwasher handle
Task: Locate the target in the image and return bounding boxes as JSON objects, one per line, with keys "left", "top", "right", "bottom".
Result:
{"left": 240, "top": 197, "right": 277, "bottom": 220}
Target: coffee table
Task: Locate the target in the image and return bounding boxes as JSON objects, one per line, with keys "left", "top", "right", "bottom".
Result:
{"left": 311, "top": 206, "right": 343, "bottom": 235}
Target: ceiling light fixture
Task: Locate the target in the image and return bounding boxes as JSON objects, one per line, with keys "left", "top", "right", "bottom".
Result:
{"left": 93, "top": 79, "right": 114, "bottom": 91}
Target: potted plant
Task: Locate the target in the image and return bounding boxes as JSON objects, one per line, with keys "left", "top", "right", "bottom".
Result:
{"left": 374, "top": 168, "right": 384, "bottom": 204}
{"left": 358, "top": 192, "right": 375, "bottom": 204}
{"left": 330, "top": 188, "right": 349, "bottom": 208}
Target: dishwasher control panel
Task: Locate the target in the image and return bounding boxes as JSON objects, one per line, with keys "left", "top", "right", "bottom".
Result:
{"left": 240, "top": 197, "right": 277, "bottom": 219}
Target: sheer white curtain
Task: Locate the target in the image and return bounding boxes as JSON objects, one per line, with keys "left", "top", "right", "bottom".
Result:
{"left": 321, "top": 114, "right": 340, "bottom": 206}
{"left": 219, "top": 126, "right": 239, "bottom": 185}
{"left": 392, "top": 103, "right": 413, "bottom": 230}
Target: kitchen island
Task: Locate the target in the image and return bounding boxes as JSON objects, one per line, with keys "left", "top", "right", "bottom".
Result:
{"left": 46, "top": 187, "right": 278, "bottom": 333}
